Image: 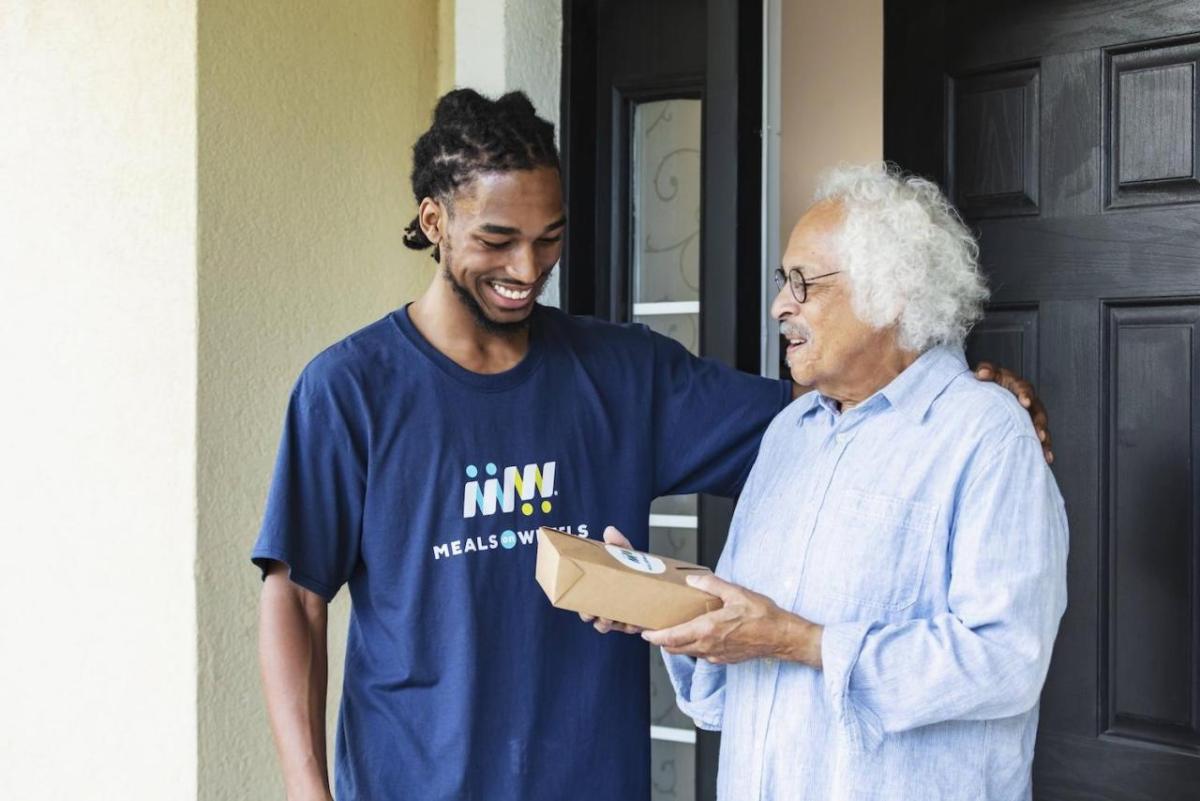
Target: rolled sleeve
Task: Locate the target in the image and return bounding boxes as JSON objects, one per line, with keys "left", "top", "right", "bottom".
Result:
{"left": 820, "top": 620, "right": 884, "bottom": 752}
{"left": 661, "top": 652, "right": 726, "bottom": 731}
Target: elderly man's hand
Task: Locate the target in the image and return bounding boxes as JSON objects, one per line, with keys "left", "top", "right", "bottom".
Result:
{"left": 973, "top": 361, "right": 1053, "bottom": 464}
{"left": 642, "top": 574, "right": 823, "bottom": 667}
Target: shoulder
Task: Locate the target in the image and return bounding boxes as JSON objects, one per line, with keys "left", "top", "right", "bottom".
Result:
{"left": 771, "top": 392, "right": 809, "bottom": 428}
{"left": 537, "top": 304, "right": 655, "bottom": 347}
{"left": 536, "top": 304, "right": 664, "bottom": 367}
{"left": 753, "top": 390, "right": 814, "bottom": 450}
{"left": 933, "top": 372, "right": 1037, "bottom": 444}
{"left": 293, "top": 313, "right": 402, "bottom": 405}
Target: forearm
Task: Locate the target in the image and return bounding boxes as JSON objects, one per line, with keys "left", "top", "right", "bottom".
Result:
{"left": 775, "top": 613, "right": 823, "bottom": 668}
{"left": 259, "top": 570, "right": 332, "bottom": 801}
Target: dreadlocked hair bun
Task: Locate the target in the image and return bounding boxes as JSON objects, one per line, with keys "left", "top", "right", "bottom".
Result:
{"left": 404, "top": 88, "right": 560, "bottom": 257}
{"left": 402, "top": 217, "right": 432, "bottom": 250}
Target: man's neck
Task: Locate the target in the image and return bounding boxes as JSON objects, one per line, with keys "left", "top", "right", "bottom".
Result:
{"left": 408, "top": 277, "right": 531, "bottom": 375}
{"left": 823, "top": 346, "right": 919, "bottom": 412}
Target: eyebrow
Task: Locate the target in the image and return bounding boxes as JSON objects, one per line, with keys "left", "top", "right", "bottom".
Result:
{"left": 478, "top": 216, "right": 567, "bottom": 237}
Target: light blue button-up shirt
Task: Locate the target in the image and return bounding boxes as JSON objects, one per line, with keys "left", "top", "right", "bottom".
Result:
{"left": 664, "top": 345, "right": 1068, "bottom": 801}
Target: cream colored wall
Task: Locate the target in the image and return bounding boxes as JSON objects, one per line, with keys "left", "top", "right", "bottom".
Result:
{"left": 0, "top": 3, "right": 198, "bottom": 799}
{"left": 504, "top": 0, "right": 562, "bottom": 136}
{"left": 455, "top": 0, "right": 507, "bottom": 96}
{"left": 196, "top": 1, "right": 441, "bottom": 797}
{"left": 779, "top": 0, "right": 883, "bottom": 242}
{"left": 440, "top": 0, "right": 457, "bottom": 93}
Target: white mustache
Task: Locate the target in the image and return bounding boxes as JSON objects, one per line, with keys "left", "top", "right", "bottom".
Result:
{"left": 779, "top": 321, "right": 810, "bottom": 340}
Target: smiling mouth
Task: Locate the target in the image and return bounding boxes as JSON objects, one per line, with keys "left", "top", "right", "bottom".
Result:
{"left": 488, "top": 280, "right": 535, "bottom": 302}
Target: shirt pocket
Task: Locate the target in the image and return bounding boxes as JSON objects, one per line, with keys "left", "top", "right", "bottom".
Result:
{"left": 807, "top": 488, "right": 939, "bottom": 612}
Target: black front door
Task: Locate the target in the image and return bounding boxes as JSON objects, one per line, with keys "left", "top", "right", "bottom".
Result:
{"left": 886, "top": 1, "right": 1200, "bottom": 798}
{"left": 561, "top": 1, "right": 763, "bottom": 798}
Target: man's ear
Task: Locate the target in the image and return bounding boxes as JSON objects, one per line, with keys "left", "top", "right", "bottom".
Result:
{"left": 418, "top": 197, "right": 445, "bottom": 246}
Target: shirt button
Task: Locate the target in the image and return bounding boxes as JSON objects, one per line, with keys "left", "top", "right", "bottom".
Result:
{"left": 835, "top": 432, "right": 849, "bottom": 444}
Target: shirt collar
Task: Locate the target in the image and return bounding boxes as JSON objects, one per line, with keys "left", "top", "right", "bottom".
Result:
{"left": 792, "top": 387, "right": 825, "bottom": 419}
{"left": 878, "top": 345, "right": 969, "bottom": 423}
{"left": 793, "top": 345, "right": 969, "bottom": 424}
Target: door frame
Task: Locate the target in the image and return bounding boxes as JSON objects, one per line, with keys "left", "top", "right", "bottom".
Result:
{"left": 560, "top": 2, "right": 765, "bottom": 797}
{"left": 560, "top": 0, "right": 763, "bottom": 378}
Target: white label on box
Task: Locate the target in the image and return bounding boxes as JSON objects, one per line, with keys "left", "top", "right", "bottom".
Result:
{"left": 605, "top": 544, "right": 667, "bottom": 574}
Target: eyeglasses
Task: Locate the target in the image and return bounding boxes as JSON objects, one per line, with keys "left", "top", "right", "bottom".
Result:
{"left": 772, "top": 267, "right": 841, "bottom": 303}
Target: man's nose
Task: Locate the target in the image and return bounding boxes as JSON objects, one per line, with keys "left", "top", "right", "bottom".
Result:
{"left": 769, "top": 285, "right": 795, "bottom": 321}
{"left": 508, "top": 244, "right": 539, "bottom": 284}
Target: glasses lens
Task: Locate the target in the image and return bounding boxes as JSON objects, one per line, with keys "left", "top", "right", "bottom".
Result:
{"left": 790, "top": 270, "right": 806, "bottom": 303}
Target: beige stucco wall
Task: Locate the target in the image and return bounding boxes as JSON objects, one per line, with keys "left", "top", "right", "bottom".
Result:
{"left": 440, "top": 0, "right": 457, "bottom": 93}
{"left": 779, "top": 0, "right": 883, "bottom": 242}
{"left": 504, "top": 0, "right": 562, "bottom": 136}
{"left": 0, "top": 2, "right": 198, "bottom": 799}
{"left": 456, "top": 0, "right": 507, "bottom": 96}
{"left": 196, "top": 1, "right": 442, "bottom": 797}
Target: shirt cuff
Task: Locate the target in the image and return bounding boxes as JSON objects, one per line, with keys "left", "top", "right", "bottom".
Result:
{"left": 821, "top": 621, "right": 884, "bottom": 753}
{"left": 661, "top": 651, "right": 725, "bottom": 731}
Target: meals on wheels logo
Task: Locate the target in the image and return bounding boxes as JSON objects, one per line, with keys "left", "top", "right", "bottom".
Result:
{"left": 463, "top": 460, "right": 556, "bottom": 518}
{"left": 434, "top": 459, "right": 589, "bottom": 562}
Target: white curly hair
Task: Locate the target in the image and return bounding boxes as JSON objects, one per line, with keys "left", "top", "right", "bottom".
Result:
{"left": 813, "top": 162, "right": 989, "bottom": 352}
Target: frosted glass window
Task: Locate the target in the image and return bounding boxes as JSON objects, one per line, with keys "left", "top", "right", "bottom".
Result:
{"left": 632, "top": 98, "right": 702, "bottom": 305}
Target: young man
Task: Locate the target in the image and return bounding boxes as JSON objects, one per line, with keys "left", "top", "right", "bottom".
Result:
{"left": 253, "top": 89, "right": 1049, "bottom": 801}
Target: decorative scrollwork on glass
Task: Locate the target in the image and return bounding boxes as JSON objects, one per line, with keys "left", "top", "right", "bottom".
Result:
{"left": 652, "top": 740, "right": 696, "bottom": 800}
{"left": 652, "top": 754, "right": 678, "bottom": 798}
{"left": 633, "top": 99, "right": 702, "bottom": 303}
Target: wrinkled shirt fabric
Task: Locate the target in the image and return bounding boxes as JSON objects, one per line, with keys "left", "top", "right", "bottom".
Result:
{"left": 664, "top": 345, "right": 1068, "bottom": 801}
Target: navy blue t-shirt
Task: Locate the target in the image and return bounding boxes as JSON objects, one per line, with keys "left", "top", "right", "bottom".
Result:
{"left": 253, "top": 304, "right": 789, "bottom": 801}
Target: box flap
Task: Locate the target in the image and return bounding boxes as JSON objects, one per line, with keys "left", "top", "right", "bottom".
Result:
{"left": 535, "top": 528, "right": 586, "bottom": 602}
{"left": 550, "top": 554, "right": 585, "bottom": 603}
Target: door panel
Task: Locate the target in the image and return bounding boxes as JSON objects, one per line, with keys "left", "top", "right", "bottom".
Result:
{"left": 964, "top": 306, "right": 1039, "bottom": 383}
{"left": 886, "top": 2, "right": 1200, "bottom": 797}
{"left": 1104, "top": 302, "right": 1200, "bottom": 751}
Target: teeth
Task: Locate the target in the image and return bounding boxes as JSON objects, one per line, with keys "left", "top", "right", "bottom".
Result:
{"left": 491, "top": 282, "right": 532, "bottom": 300}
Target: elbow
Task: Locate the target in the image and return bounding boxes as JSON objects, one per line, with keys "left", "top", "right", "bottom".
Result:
{"left": 997, "top": 641, "right": 1054, "bottom": 715}
{"left": 1007, "top": 670, "right": 1046, "bottom": 715}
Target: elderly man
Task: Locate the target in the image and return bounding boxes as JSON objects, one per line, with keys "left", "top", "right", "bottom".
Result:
{"left": 635, "top": 164, "right": 1068, "bottom": 800}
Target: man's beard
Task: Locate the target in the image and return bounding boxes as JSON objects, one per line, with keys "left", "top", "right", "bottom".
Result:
{"left": 441, "top": 248, "right": 537, "bottom": 336}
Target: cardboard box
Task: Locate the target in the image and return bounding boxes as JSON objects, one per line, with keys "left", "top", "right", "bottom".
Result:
{"left": 535, "top": 526, "right": 722, "bottom": 630}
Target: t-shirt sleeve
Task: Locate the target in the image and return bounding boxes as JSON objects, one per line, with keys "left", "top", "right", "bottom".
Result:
{"left": 250, "top": 363, "right": 367, "bottom": 602}
{"left": 649, "top": 331, "right": 791, "bottom": 498}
